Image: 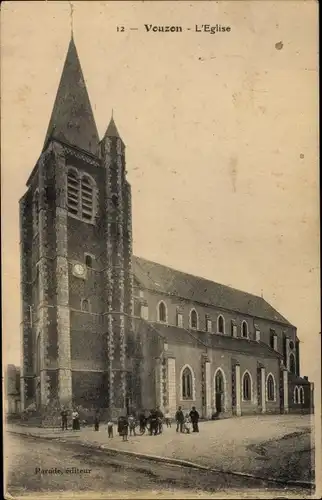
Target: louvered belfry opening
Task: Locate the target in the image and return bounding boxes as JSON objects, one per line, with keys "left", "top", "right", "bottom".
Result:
{"left": 67, "top": 168, "right": 95, "bottom": 222}
{"left": 67, "top": 169, "right": 79, "bottom": 216}
{"left": 81, "top": 175, "right": 94, "bottom": 221}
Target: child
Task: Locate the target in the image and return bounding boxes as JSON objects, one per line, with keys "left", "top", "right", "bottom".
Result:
{"left": 164, "top": 409, "right": 171, "bottom": 428}
{"left": 183, "top": 413, "right": 191, "bottom": 434}
{"left": 107, "top": 420, "right": 114, "bottom": 438}
{"left": 94, "top": 410, "right": 100, "bottom": 431}
{"left": 128, "top": 414, "right": 136, "bottom": 436}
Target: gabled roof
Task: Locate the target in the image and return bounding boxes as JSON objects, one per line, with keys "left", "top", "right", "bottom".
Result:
{"left": 132, "top": 256, "right": 293, "bottom": 326}
{"left": 44, "top": 37, "right": 99, "bottom": 155}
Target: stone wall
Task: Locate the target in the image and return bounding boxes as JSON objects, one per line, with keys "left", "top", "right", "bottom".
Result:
{"left": 140, "top": 289, "right": 298, "bottom": 362}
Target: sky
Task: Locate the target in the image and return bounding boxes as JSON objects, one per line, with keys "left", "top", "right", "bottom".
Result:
{"left": 1, "top": 1, "right": 320, "bottom": 385}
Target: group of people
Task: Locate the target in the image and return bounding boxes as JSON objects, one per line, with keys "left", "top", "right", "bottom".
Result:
{"left": 175, "top": 406, "right": 200, "bottom": 434}
{"left": 117, "top": 405, "right": 200, "bottom": 438}
{"left": 117, "top": 406, "right": 165, "bottom": 440}
{"left": 60, "top": 405, "right": 200, "bottom": 436}
{"left": 140, "top": 406, "right": 166, "bottom": 436}
{"left": 60, "top": 407, "right": 81, "bottom": 431}
{"left": 60, "top": 407, "right": 100, "bottom": 431}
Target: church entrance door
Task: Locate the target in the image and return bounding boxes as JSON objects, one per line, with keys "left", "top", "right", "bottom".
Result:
{"left": 215, "top": 392, "right": 222, "bottom": 413}
{"left": 215, "top": 370, "right": 225, "bottom": 414}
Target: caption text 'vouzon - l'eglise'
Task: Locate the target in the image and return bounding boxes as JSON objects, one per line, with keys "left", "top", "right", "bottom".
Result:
{"left": 116, "top": 24, "right": 232, "bottom": 34}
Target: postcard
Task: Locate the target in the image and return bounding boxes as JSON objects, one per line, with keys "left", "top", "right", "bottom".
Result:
{"left": 2, "top": 1, "right": 320, "bottom": 498}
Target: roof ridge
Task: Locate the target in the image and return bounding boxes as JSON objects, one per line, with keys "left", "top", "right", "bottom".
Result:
{"left": 132, "top": 255, "right": 293, "bottom": 326}
{"left": 133, "top": 255, "right": 263, "bottom": 301}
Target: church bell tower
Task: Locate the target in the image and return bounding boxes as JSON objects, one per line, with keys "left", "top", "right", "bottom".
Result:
{"left": 20, "top": 37, "right": 137, "bottom": 415}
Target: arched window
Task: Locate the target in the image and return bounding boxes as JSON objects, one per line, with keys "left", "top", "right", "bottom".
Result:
{"left": 217, "top": 315, "right": 225, "bottom": 334}
{"left": 111, "top": 194, "right": 118, "bottom": 208}
{"left": 67, "top": 168, "right": 96, "bottom": 222}
{"left": 158, "top": 301, "right": 167, "bottom": 323}
{"left": 85, "top": 254, "right": 93, "bottom": 268}
{"left": 242, "top": 371, "right": 252, "bottom": 401}
{"left": 293, "top": 386, "right": 299, "bottom": 404}
{"left": 242, "top": 321, "right": 248, "bottom": 338}
{"left": 181, "top": 366, "right": 194, "bottom": 400}
{"left": 215, "top": 370, "right": 224, "bottom": 393}
{"left": 289, "top": 353, "right": 296, "bottom": 374}
{"left": 299, "top": 386, "right": 305, "bottom": 404}
{"left": 190, "top": 309, "right": 198, "bottom": 329}
{"left": 81, "top": 299, "right": 90, "bottom": 312}
{"left": 266, "top": 374, "right": 275, "bottom": 401}
{"left": 33, "top": 189, "right": 39, "bottom": 233}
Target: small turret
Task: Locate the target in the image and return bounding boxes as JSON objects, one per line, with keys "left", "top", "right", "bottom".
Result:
{"left": 104, "top": 115, "right": 122, "bottom": 140}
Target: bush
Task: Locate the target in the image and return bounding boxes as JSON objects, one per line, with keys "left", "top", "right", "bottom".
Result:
{"left": 76, "top": 406, "right": 96, "bottom": 425}
{"left": 24, "top": 402, "right": 37, "bottom": 413}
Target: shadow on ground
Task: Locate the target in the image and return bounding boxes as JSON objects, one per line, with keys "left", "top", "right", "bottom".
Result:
{"left": 247, "top": 427, "right": 314, "bottom": 484}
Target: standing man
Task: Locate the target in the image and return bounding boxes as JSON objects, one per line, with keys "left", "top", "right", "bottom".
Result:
{"left": 118, "top": 414, "right": 129, "bottom": 441}
{"left": 94, "top": 409, "right": 100, "bottom": 431}
{"left": 189, "top": 406, "right": 200, "bottom": 432}
{"left": 121, "top": 415, "right": 129, "bottom": 441}
{"left": 139, "top": 409, "right": 146, "bottom": 433}
{"left": 149, "top": 409, "right": 158, "bottom": 436}
{"left": 164, "top": 408, "right": 172, "bottom": 428}
{"left": 61, "top": 406, "right": 68, "bottom": 431}
{"left": 175, "top": 406, "right": 184, "bottom": 433}
{"left": 156, "top": 406, "right": 164, "bottom": 434}
{"left": 128, "top": 414, "right": 136, "bottom": 436}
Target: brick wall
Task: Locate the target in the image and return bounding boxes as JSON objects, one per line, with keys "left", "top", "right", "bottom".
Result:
{"left": 72, "top": 371, "right": 105, "bottom": 408}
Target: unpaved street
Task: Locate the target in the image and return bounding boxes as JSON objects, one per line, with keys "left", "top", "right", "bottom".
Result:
{"left": 5, "top": 433, "right": 311, "bottom": 498}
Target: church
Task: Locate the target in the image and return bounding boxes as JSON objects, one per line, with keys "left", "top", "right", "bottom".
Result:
{"left": 20, "top": 37, "right": 313, "bottom": 419}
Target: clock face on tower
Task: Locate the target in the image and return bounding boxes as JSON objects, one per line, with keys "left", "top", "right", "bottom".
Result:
{"left": 73, "top": 263, "right": 86, "bottom": 277}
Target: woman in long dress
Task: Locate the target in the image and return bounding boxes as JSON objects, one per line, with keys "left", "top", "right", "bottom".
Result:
{"left": 72, "top": 409, "right": 79, "bottom": 430}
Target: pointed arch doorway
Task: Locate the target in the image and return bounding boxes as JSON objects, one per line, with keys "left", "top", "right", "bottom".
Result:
{"left": 214, "top": 368, "right": 226, "bottom": 415}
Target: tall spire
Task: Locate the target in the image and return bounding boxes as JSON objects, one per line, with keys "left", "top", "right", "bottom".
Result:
{"left": 69, "top": 2, "right": 74, "bottom": 39}
{"left": 44, "top": 37, "right": 99, "bottom": 155}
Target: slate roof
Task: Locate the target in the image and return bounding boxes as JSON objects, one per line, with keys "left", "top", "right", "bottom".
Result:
{"left": 143, "top": 321, "right": 283, "bottom": 359}
{"left": 132, "top": 256, "right": 293, "bottom": 326}
{"left": 44, "top": 37, "right": 100, "bottom": 155}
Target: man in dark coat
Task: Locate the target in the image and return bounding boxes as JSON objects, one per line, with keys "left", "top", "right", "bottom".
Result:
{"left": 175, "top": 406, "right": 184, "bottom": 433}
{"left": 149, "top": 409, "right": 158, "bottom": 436}
{"left": 189, "top": 406, "right": 200, "bottom": 432}
{"left": 156, "top": 406, "right": 164, "bottom": 434}
{"left": 139, "top": 410, "right": 147, "bottom": 433}
{"left": 118, "top": 415, "right": 129, "bottom": 441}
{"left": 94, "top": 409, "right": 100, "bottom": 431}
{"left": 61, "top": 407, "right": 68, "bottom": 431}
